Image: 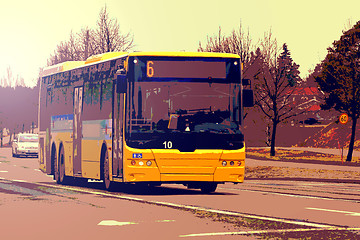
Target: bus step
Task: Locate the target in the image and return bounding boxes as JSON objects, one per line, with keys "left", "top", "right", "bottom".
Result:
{"left": 112, "top": 177, "right": 123, "bottom": 182}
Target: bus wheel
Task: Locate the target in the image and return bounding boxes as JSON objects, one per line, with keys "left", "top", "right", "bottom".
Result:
{"left": 103, "top": 149, "right": 113, "bottom": 191}
{"left": 200, "top": 182, "right": 218, "bottom": 193}
{"left": 52, "top": 148, "right": 60, "bottom": 183}
{"left": 58, "top": 146, "right": 67, "bottom": 184}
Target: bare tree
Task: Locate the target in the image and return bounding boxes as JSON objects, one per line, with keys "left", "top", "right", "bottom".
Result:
{"left": 94, "top": 6, "right": 134, "bottom": 54}
{"left": 259, "top": 30, "right": 279, "bottom": 68}
{"left": 229, "top": 25, "right": 253, "bottom": 65}
{"left": 6, "top": 67, "right": 13, "bottom": 87}
{"left": 1, "top": 72, "right": 9, "bottom": 88}
{"left": 252, "top": 32, "right": 302, "bottom": 156}
{"left": 198, "top": 24, "right": 253, "bottom": 65}
{"left": 78, "top": 27, "right": 96, "bottom": 60}
{"left": 47, "top": 5, "right": 135, "bottom": 65}
{"left": 198, "top": 27, "right": 228, "bottom": 53}
{"left": 47, "top": 32, "right": 80, "bottom": 65}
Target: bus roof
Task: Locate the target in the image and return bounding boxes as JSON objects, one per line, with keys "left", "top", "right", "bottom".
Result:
{"left": 42, "top": 51, "right": 240, "bottom": 77}
{"left": 42, "top": 61, "right": 85, "bottom": 77}
{"left": 128, "top": 51, "right": 240, "bottom": 59}
{"left": 84, "top": 52, "right": 128, "bottom": 64}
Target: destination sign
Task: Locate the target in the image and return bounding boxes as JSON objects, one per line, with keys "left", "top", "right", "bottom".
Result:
{"left": 146, "top": 60, "right": 226, "bottom": 79}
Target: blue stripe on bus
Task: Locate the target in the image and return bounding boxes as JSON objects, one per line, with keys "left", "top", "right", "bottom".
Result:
{"left": 51, "top": 114, "right": 74, "bottom": 132}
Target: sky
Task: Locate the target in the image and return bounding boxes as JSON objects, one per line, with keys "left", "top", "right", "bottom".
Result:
{"left": 1, "top": 0, "right": 360, "bottom": 87}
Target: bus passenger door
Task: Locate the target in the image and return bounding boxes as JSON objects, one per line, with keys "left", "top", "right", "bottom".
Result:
{"left": 112, "top": 90, "right": 124, "bottom": 178}
{"left": 73, "top": 87, "right": 83, "bottom": 176}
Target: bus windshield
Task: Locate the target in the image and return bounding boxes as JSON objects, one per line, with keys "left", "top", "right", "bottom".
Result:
{"left": 126, "top": 56, "right": 243, "bottom": 152}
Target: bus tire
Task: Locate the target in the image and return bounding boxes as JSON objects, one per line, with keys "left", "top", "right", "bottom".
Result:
{"left": 58, "top": 145, "right": 67, "bottom": 184}
{"left": 52, "top": 146, "right": 59, "bottom": 183}
{"left": 200, "top": 182, "right": 217, "bottom": 193}
{"left": 102, "top": 147, "right": 113, "bottom": 191}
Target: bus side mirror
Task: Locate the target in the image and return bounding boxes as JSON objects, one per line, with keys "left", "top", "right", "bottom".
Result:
{"left": 242, "top": 78, "right": 251, "bottom": 86}
{"left": 243, "top": 89, "right": 254, "bottom": 107}
{"left": 116, "top": 74, "right": 127, "bottom": 93}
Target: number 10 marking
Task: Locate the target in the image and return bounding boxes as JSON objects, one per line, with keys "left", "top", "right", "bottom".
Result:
{"left": 163, "top": 141, "right": 173, "bottom": 149}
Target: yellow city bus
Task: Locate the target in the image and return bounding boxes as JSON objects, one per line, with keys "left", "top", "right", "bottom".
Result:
{"left": 38, "top": 52, "right": 253, "bottom": 193}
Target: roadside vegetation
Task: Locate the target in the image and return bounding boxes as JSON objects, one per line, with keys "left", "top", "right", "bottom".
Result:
{"left": 246, "top": 148, "right": 360, "bottom": 180}
{"left": 247, "top": 148, "right": 360, "bottom": 164}
{"left": 245, "top": 165, "right": 360, "bottom": 180}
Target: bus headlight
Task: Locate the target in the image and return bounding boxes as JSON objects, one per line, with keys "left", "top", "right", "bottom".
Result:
{"left": 222, "top": 161, "right": 227, "bottom": 167}
{"left": 146, "top": 160, "right": 152, "bottom": 166}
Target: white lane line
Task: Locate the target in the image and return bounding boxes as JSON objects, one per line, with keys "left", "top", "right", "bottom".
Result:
{"left": 155, "top": 220, "right": 176, "bottom": 223}
{"left": 0, "top": 170, "right": 8, "bottom": 173}
{"left": 179, "top": 227, "right": 360, "bottom": 238}
{"left": 35, "top": 182, "right": 338, "bottom": 229}
{"left": 11, "top": 179, "right": 27, "bottom": 183}
{"left": 306, "top": 207, "right": 360, "bottom": 217}
{"left": 221, "top": 187, "right": 360, "bottom": 203}
{"left": 98, "top": 219, "right": 174, "bottom": 226}
{"left": 98, "top": 220, "right": 138, "bottom": 226}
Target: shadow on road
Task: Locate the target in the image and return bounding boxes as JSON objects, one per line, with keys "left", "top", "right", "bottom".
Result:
{"left": 44, "top": 179, "right": 236, "bottom": 196}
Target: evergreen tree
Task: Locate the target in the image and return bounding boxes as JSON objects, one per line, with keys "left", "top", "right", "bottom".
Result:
{"left": 278, "top": 43, "right": 300, "bottom": 87}
{"left": 315, "top": 21, "right": 360, "bottom": 162}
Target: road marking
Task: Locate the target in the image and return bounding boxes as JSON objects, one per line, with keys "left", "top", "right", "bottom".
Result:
{"left": 306, "top": 207, "right": 360, "bottom": 216}
{"left": 155, "top": 220, "right": 176, "bottom": 223}
{"left": 98, "top": 220, "right": 138, "bottom": 226}
{"left": 179, "top": 227, "right": 360, "bottom": 238}
{"left": 98, "top": 219, "right": 174, "bottom": 226}
{"left": 222, "top": 187, "right": 360, "bottom": 203}
{"left": 0, "top": 170, "right": 8, "bottom": 173}
{"left": 34, "top": 182, "right": 339, "bottom": 229}
{"left": 11, "top": 179, "right": 27, "bottom": 183}
{"left": 0, "top": 176, "right": 357, "bottom": 233}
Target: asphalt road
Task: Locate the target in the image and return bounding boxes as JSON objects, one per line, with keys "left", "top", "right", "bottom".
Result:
{"left": 0, "top": 147, "right": 360, "bottom": 239}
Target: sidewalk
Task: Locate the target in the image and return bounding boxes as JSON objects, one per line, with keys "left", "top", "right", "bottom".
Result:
{"left": 277, "top": 147, "right": 360, "bottom": 158}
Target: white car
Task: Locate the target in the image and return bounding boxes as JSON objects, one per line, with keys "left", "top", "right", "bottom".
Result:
{"left": 12, "top": 133, "right": 39, "bottom": 158}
